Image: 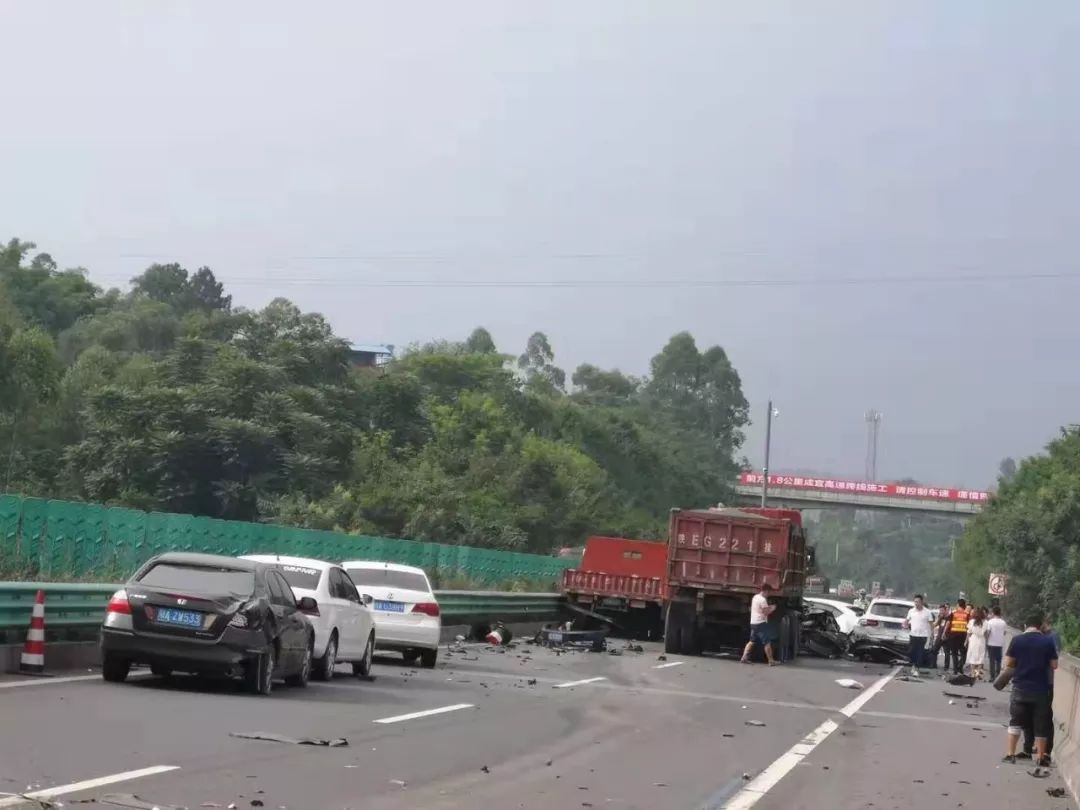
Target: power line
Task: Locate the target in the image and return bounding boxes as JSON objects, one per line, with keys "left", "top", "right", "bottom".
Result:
{"left": 85, "top": 270, "right": 1080, "bottom": 289}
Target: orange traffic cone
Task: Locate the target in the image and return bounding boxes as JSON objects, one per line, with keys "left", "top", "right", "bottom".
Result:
{"left": 19, "top": 590, "right": 46, "bottom": 676}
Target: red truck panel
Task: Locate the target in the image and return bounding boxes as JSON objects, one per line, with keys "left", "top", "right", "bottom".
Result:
{"left": 561, "top": 536, "right": 668, "bottom": 603}
{"left": 667, "top": 508, "right": 806, "bottom": 597}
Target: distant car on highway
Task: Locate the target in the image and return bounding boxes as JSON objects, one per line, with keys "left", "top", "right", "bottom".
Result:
{"left": 100, "top": 552, "right": 315, "bottom": 695}
{"left": 854, "top": 597, "right": 915, "bottom": 645}
{"left": 240, "top": 555, "right": 376, "bottom": 681}
{"left": 341, "top": 561, "right": 441, "bottom": 668}
{"left": 804, "top": 597, "right": 863, "bottom": 635}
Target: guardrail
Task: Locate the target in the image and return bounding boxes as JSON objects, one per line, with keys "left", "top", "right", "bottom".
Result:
{"left": 0, "top": 582, "right": 564, "bottom": 641}
{"left": 1052, "top": 652, "right": 1080, "bottom": 802}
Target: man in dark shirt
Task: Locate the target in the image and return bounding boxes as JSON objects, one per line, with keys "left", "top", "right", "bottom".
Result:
{"left": 1003, "top": 611, "right": 1059, "bottom": 765}
{"left": 1021, "top": 621, "right": 1063, "bottom": 761}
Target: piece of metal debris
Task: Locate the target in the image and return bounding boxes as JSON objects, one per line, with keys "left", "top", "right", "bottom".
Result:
{"left": 745, "top": 720, "right": 767, "bottom": 727}
{"left": 230, "top": 732, "right": 348, "bottom": 747}
{"left": 1047, "top": 787, "right": 1066, "bottom": 797}
{"left": 389, "top": 780, "right": 407, "bottom": 788}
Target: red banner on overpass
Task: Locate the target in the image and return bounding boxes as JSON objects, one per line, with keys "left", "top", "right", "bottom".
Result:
{"left": 739, "top": 473, "right": 990, "bottom": 503}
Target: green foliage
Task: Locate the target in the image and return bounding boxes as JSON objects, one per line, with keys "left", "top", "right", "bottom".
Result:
{"left": 0, "top": 236, "right": 752, "bottom": 556}
{"left": 812, "top": 508, "right": 965, "bottom": 599}
{"left": 955, "top": 428, "right": 1080, "bottom": 643}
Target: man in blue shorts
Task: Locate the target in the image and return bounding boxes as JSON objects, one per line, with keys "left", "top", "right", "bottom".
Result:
{"left": 741, "top": 582, "right": 778, "bottom": 665}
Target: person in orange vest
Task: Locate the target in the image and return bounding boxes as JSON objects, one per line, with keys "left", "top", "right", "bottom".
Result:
{"left": 945, "top": 598, "right": 971, "bottom": 675}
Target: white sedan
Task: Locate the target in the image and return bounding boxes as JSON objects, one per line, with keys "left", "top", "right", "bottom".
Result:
{"left": 241, "top": 555, "right": 376, "bottom": 680}
{"left": 341, "top": 561, "right": 441, "bottom": 668}
{"left": 804, "top": 597, "right": 863, "bottom": 635}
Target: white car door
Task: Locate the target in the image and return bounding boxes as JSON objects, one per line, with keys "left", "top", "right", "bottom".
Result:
{"left": 338, "top": 569, "right": 373, "bottom": 651}
{"left": 328, "top": 568, "right": 362, "bottom": 658}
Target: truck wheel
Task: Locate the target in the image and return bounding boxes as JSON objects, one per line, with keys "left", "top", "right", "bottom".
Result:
{"left": 664, "top": 605, "right": 683, "bottom": 654}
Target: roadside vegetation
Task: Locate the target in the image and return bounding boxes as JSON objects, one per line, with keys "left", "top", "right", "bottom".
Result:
{"left": 0, "top": 237, "right": 750, "bottom": 556}
{"left": 954, "top": 433, "right": 1080, "bottom": 651}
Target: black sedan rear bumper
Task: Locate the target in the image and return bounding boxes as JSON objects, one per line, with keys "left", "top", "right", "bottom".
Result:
{"left": 100, "top": 627, "right": 268, "bottom": 676}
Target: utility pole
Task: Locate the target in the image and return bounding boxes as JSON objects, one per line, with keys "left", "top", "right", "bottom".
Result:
{"left": 761, "top": 400, "right": 778, "bottom": 507}
{"left": 864, "top": 409, "right": 882, "bottom": 481}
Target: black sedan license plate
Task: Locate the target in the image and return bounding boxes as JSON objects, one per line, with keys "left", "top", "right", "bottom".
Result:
{"left": 156, "top": 608, "right": 202, "bottom": 628}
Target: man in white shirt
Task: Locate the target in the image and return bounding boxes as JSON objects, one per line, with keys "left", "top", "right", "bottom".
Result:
{"left": 902, "top": 594, "right": 933, "bottom": 677}
{"left": 986, "top": 605, "right": 1008, "bottom": 680}
{"left": 741, "top": 582, "right": 778, "bottom": 666}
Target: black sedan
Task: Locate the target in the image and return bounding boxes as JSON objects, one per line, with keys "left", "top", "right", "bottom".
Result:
{"left": 100, "top": 552, "right": 315, "bottom": 695}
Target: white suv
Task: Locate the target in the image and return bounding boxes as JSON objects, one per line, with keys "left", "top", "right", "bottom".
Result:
{"left": 241, "top": 555, "right": 376, "bottom": 680}
{"left": 341, "top": 561, "right": 441, "bottom": 668}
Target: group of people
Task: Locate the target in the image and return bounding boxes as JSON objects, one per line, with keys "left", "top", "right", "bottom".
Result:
{"left": 904, "top": 596, "right": 1008, "bottom": 679}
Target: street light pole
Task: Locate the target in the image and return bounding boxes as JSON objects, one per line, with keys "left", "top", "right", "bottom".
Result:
{"left": 761, "top": 399, "right": 774, "bottom": 507}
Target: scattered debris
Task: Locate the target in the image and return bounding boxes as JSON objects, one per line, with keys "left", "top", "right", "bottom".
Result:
{"left": 389, "top": 779, "right": 407, "bottom": 788}
{"left": 657, "top": 654, "right": 667, "bottom": 662}
{"left": 946, "top": 673, "right": 976, "bottom": 687}
{"left": 745, "top": 720, "right": 767, "bottom": 727}
{"left": 527, "top": 678, "right": 537, "bottom": 685}
{"left": 835, "top": 679, "right": 864, "bottom": 689}
{"left": 722, "top": 733, "right": 735, "bottom": 738}
{"left": 1047, "top": 787, "right": 1066, "bottom": 798}
{"left": 481, "top": 766, "right": 490, "bottom": 774}
{"left": 948, "top": 700, "right": 956, "bottom": 705}
{"left": 230, "top": 732, "right": 348, "bottom": 747}
{"left": 608, "top": 648, "right": 623, "bottom": 657}
{"left": 742, "top": 773, "right": 751, "bottom": 781}
{"left": 251, "top": 802, "right": 264, "bottom": 808}
{"left": 653, "top": 782, "right": 667, "bottom": 787}
{"left": 895, "top": 675, "right": 924, "bottom": 682}
{"left": 944, "top": 692, "right": 985, "bottom": 701}
{"left": 546, "top": 761, "right": 553, "bottom": 767}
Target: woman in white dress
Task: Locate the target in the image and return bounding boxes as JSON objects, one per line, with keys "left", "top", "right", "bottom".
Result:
{"left": 965, "top": 607, "right": 989, "bottom": 680}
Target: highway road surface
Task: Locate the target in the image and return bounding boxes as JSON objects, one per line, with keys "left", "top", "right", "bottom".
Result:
{"left": 0, "top": 641, "right": 1073, "bottom": 810}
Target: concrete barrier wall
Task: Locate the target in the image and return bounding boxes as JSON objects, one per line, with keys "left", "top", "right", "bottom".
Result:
{"left": 1054, "top": 653, "right": 1080, "bottom": 799}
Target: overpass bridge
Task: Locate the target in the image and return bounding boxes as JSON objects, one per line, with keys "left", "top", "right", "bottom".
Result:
{"left": 734, "top": 473, "right": 988, "bottom": 516}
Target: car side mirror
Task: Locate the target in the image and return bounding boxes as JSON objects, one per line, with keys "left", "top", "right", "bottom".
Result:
{"left": 362, "top": 594, "right": 373, "bottom": 607}
{"left": 297, "top": 596, "right": 319, "bottom": 615}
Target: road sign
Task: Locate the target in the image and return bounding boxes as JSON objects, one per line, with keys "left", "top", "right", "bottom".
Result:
{"left": 988, "top": 573, "right": 1008, "bottom": 597}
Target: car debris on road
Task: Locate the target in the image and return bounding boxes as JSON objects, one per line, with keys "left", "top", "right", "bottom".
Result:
{"left": 229, "top": 731, "right": 348, "bottom": 747}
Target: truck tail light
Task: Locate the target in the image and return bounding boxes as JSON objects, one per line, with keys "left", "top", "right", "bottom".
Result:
{"left": 411, "top": 602, "right": 440, "bottom": 617}
{"left": 106, "top": 590, "right": 132, "bottom": 615}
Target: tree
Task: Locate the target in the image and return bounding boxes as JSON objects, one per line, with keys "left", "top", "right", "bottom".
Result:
{"left": 571, "top": 363, "right": 638, "bottom": 403}
{"left": 464, "top": 327, "right": 497, "bottom": 354}
{"left": 517, "top": 331, "right": 566, "bottom": 392}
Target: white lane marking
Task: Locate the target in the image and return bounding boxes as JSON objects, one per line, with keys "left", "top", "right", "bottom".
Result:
{"left": 0, "top": 765, "right": 180, "bottom": 808}
{"left": 373, "top": 703, "right": 475, "bottom": 724}
{"left": 553, "top": 676, "right": 607, "bottom": 689}
{"left": 0, "top": 674, "right": 101, "bottom": 689}
{"left": 722, "top": 667, "right": 898, "bottom": 810}
{"left": 653, "top": 661, "right": 684, "bottom": 670}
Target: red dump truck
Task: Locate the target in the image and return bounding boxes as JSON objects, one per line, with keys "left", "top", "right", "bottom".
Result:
{"left": 664, "top": 506, "right": 811, "bottom": 659}
{"left": 561, "top": 536, "right": 668, "bottom": 638}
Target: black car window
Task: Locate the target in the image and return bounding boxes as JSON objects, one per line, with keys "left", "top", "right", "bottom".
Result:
{"left": 335, "top": 569, "right": 361, "bottom": 603}
{"left": 267, "top": 572, "right": 296, "bottom": 608}
{"left": 326, "top": 568, "right": 344, "bottom": 599}
{"left": 138, "top": 563, "right": 254, "bottom": 598}
{"left": 345, "top": 568, "right": 430, "bottom": 593}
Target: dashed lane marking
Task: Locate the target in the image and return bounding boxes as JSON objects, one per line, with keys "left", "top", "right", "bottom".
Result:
{"left": 552, "top": 676, "right": 607, "bottom": 689}
{"left": 374, "top": 703, "right": 475, "bottom": 724}
{"left": 0, "top": 674, "right": 101, "bottom": 689}
{"left": 720, "top": 667, "right": 899, "bottom": 809}
{"left": 0, "top": 765, "right": 180, "bottom": 808}
{"left": 653, "top": 661, "right": 684, "bottom": 670}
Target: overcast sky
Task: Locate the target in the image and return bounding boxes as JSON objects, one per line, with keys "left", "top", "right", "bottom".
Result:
{"left": 3, "top": 2, "right": 1078, "bottom": 489}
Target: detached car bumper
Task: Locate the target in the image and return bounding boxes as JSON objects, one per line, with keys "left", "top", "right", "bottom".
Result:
{"left": 100, "top": 626, "right": 268, "bottom": 676}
